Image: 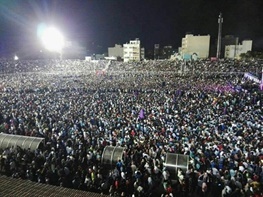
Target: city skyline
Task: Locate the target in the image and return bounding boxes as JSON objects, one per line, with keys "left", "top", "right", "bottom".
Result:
{"left": 0, "top": 0, "right": 263, "bottom": 57}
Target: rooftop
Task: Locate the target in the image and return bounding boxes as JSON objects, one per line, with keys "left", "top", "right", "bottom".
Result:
{"left": 0, "top": 175, "right": 109, "bottom": 197}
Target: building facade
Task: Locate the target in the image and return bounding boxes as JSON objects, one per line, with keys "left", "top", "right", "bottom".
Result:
{"left": 154, "top": 44, "right": 174, "bottom": 60}
{"left": 162, "top": 45, "right": 173, "bottom": 59}
{"left": 108, "top": 44, "right": 123, "bottom": 59}
{"left": 154, "top": 44, "right": 160, "bottom": 60}
{"left": 221, "top": 35, "right": 239, "bottom": 58}
{"left": 141, "top": 47, "right": 145, "bottom": 60}
{"left": 180, "top": 34, "right": 210, "bottom": 59}
{"left": 123, "top": 38, "right": 144, "bottom": 62}
{"left": 225, "top": 40, "right": 252, "bottom": 59}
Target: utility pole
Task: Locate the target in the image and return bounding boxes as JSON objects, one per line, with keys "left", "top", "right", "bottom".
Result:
{"left": 216, "top": 13, "right": 223, "bottom": 59}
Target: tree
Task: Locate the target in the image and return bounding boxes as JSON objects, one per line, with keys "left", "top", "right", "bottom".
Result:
{"left": 239, "top": 51, "right": 263, "bottom": 60}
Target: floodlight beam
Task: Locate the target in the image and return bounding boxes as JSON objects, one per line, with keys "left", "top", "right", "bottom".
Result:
{"left": 39, "top": 26, "right": 65, "bottom": 59}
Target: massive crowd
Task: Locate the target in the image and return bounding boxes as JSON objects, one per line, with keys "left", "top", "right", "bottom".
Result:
{"left": 0, "top": 58, "right": 262, "bottom": 197}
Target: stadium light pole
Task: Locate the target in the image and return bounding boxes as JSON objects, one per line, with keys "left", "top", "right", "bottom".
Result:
{"left": 216, "top": 13, "right": 223, "bottom": 59}
{"left": 40, "top": 26, "right": 65, "bottom": 60}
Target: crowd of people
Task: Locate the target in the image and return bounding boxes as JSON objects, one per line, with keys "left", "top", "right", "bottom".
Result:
{"left": 0, "top": 58, "right": 262, "bottom": 197}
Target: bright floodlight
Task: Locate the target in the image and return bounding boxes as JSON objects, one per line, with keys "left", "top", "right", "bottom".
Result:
{"left": 14, "top": 55, "right": 19, "bottom": 61}
{"left": 41, "top": 27, "right": 64, "bottom": 52}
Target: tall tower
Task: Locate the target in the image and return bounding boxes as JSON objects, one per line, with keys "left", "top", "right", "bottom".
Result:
{"left": 216, "top": 13, "right": 223, "bottom": 59}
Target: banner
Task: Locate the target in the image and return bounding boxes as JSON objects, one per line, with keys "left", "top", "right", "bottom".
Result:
{"left": 244, "top": 72, "right": 260, "bottom": 83}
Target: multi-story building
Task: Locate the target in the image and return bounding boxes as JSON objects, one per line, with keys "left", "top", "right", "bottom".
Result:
{"left": 180, "top": 34, "right": 210, "bottom": 60}
{"left": 108, "top": 44, "right": 123, "bottom": 59}
{"left": 221, "top": 35, "right": 239, "bottom": 58}
{"left": 154, "top": 44, "right": 174, "bottom": 59}
{"left": 123, "top": 38, "right": 144, "bottom": 62}
{"left": 154, "top": 44, "right": 160, "bottom": 60}
{"left": 141, "top": 47, "right": 145, "bottom": 60}
{"left": 162, "top": 45, "right": 173, "bottom": 59}
{"left": 225, "top": 40, "right": 252, "bottom": 59}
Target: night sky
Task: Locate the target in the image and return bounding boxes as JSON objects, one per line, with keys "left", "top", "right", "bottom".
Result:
{"left": 0, "top": 0, "right": 263, "bottom": 57}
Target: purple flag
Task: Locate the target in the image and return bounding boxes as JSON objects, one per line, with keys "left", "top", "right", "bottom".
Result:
{"left": 223, "top": 107, "right": 227, "bottom": 115}
{"left": 139, "top": 109, "right": 145, "bottom": 119}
